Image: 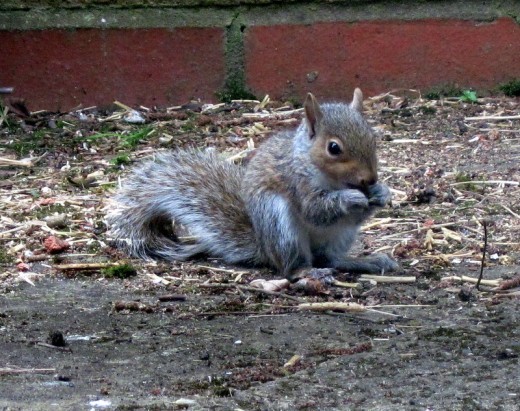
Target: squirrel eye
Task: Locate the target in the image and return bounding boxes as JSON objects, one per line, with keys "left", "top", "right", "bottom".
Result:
{"left": 327, "top": 141, "right": 342, "bottom": 156}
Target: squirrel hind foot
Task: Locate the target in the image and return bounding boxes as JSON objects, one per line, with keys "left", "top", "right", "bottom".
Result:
{"left": 334, "top": 253, "right": 399, "bottom": 274}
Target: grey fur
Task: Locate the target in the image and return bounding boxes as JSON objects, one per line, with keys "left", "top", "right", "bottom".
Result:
{"left": 106, "top": 150, "right": 261, "bottom": 265}
{"left": 107, "top": 95, "right": 398, "bottom": 279}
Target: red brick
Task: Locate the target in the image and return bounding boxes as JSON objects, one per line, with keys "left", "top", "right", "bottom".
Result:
{"left": 245, "top": 18, "right": 520, "bottom": 100}
{"left": 1, "top": 28, "right": 225, "bottom": 111}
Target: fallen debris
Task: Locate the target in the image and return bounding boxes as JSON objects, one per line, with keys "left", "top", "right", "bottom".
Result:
{"left": 250, "top": 278, "right": 290, "bottom": 292}
{"left": 0, "top": 367, "right": 56, "bottom": 375}
{"left": 441, "top": 275, "right": 501, "bottom": 287}
{"left": 113, "top": 300, "right": 156, "bottom": 313}
{"left": 298, "top": 301, "right": 367, "bottom": 313}
{"left": 43, "top": 236, "right": 70, "bottom": 254}
{"left": 359, "top": 275, "right": 417, "bottom": 284}
{"left": 496, "top": 274, "right": 520, "bottom": 291}
{"left": 54, "top": 262, "right": 121, "bottom": 271}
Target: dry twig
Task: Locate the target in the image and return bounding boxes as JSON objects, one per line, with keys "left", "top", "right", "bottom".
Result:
{"left": 242, "top": 108, "right": 303, "bottom": 120}
{"left": 464, "top": 115, "right": 520, "bottom": 121}
{"left": 193, "top": 310, "right": 278, "bottom": 317}
{"left": 500, "top": 204, "right": 520, "bottom": 220}
{"left": 54, "top": 262, "right": 121, "bottom": 271}
{"left": 332, "top": 279, "right": 360, "bottom": 288}
{"left": 359, "top": 275, "right": 416, "bottom": 283}
{"left": 441, "top": 275, "right": 501, "bottom": 287}
{"left": 476, "top": 220, "right": 489, "bottom": 290}
{"left": 196, "top": 264, "right": 249, "bottom": 276}
{"left": 298, "top": 302, "right": 367, "bottom": 313}
{"left": 490, "top": 291, "right": 520, "bottom": 298}
{"left": 0, "top": 367, "right": 56, "bottom": 375}
{"left": 380, "top": 222, "right": 460, "bottom": 240}
{"left": 298, "top": 302, "right": 400, "bottom": 317}
{"left": 496, "top": 274, "right": 520, "bottom": 291}
{"left": 449, "top": 180, "right": 519, "bottom": 187}
{"left": 0, "top": 153, "right": 47, "bottom": 167}
{"left": 36, "top": 342, "right": 72, "bottom": 352}
{"left": 199, "top": 283, "right": 303, "bottom": 302}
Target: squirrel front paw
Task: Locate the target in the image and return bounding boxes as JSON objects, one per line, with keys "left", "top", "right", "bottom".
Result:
{"left": 341, "top": 189, "right": 370, "bottom": 210}
{"left": 369, "top": 253, "right": 400, "bottom": 272}
{"left": 368, "top": 183, "right": 392, "bottom": 207}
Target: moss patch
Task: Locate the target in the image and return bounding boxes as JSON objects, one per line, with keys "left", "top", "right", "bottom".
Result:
{"left": 499, "top": 79, "right": 520, "bottom": 97}
{"left": 217, "top": 14, "right": 256, "bottom": 103}
{"left": 102, "top": 263, "right": 137, "bottom": 279}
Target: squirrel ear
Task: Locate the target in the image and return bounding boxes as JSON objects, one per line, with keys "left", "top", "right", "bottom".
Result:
{"left": 304, "top": 92, "right": 323, "bottom": 138}
{"left": 350, "top": 88, "right": 364, "bottom": 112}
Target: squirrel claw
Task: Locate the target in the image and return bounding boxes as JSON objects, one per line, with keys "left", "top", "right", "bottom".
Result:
{"left": 367, "top": 183, "right": 392, "bottom": 207}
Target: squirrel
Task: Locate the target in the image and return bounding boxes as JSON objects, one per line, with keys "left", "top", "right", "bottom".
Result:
{"left": 106, "top": 89, "right": 398, "bottom": 280}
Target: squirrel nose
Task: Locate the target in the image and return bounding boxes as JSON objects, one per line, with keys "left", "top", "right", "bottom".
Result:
{"left": 360, "top": 177, "right": 377, "bottom": 187}
{"left": 358, "top": 176, "right": 377, "bottom": 197}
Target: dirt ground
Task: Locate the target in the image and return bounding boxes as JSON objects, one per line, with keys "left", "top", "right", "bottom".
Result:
{"left": 1, "top": 90, "right": 519, "bottom": 410}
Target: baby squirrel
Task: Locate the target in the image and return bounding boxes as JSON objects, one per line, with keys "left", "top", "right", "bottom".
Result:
{"left": 107, "top": 89, "right": 398, "bottom": 280}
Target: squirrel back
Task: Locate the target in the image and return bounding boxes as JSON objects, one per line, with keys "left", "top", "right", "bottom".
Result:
{"left": 106, "top": 150, "right": 260, "bottom": 264}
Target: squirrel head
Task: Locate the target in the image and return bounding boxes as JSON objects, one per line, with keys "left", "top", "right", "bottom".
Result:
{"left": 304, "top": 89, "right": 378, "bottom": 194}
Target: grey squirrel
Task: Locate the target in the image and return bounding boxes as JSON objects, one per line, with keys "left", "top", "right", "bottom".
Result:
{"left": 106, "top": 89, "right": 398, "bottom": 280}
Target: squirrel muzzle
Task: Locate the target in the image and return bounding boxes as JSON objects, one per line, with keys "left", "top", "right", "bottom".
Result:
{"left": 344, "top": 173, "right": 377, "bottom": 198}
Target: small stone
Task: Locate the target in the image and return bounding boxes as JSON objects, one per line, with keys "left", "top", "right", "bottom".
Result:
{"left": 458, "top": 286, "right": 476, "bottom": 302}
{"left": 123, "top": 110, "right": 145, "bottom": 124}
{"left": 174, "top": 398, "right": 197, "bottom": 406}
{"left": 43, "top": 236, "right": 70, "bottom": 254}
{"left": 306, "top": 71, "right": 319, "bottom": 83}
{"left": 48, "top": 330, "right": 67, "bottom": 347}
{"left": 41, "top": 187, "right": 53, "bottom": 197}
{"left": 44, "top": 214, "right": 68, "bottom": 229}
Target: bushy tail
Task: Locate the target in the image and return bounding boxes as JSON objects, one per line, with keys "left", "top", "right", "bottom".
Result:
{"left": 106, "top": 150, "right": 260, "bottom": 265}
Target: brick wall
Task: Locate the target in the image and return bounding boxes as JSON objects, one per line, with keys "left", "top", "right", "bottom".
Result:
{"left": 1, "top": 1, "right": 520, "bottom": 111}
